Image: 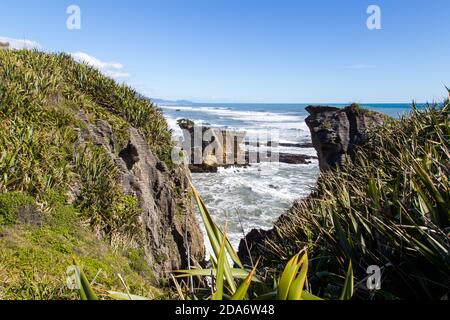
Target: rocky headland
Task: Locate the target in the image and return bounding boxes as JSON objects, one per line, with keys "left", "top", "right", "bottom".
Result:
{"left": 238, "top": 104, "right": 388, "bottom": 265}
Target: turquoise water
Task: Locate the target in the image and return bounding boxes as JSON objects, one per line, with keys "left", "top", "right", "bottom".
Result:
{"left": 161, "top": 103, "right": 414, "bottom": 250}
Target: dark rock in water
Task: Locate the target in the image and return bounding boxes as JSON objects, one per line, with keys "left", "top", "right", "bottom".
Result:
{"left": 189, "top": 163, "right": 219, "bottom": 173}
{"left": 305, "top": 104, "right": 387, "bottom": 171}
{"left": 267, "top": 141, "right": 314, "bottom": 148}
{"left": 278, "top": 153, "right": 316, "bottom": 164}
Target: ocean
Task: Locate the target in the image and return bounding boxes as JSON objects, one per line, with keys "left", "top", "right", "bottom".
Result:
{"left": 161, "top": 103, "right": 415, "bottom": 252}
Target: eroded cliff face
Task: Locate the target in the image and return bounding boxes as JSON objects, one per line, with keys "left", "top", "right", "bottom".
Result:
{"left": 78, "top": 112, "right": 205, "bottom": 281}
{"left": 305, "top": 105, "right": 387, "bottom": 171}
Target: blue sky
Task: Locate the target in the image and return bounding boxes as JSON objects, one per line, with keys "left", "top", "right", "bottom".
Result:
{"left": 1, "top": 0, "right": 449, "bottom": 103}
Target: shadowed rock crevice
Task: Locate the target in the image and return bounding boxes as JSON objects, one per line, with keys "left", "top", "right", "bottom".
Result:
{"left": 119, "top": 142, "right": 140, "bottom": 170}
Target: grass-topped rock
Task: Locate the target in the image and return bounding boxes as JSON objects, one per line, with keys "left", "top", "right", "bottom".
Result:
{"left": 0, "top": 49, "right": 205, "bottom": 299}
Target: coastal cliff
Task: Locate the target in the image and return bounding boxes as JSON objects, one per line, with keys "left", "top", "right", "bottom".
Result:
{"left": 77, "top": 115, "right": 205, "bottom": 280}
{"left": 0, "top": 50, "right": 204, "bottom": 299}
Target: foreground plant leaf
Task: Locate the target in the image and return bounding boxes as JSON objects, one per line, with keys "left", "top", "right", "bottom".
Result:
{"left": 174, "top": 268, "right": 263, "bottom": 283}
{"left": 190, "top": 181, "right": 243, "bottom": 268}
{"left": 288, "top": 252, "right": 309, "bottom": 300}
{"left": 212, "top": 232, "right": 227, "bottom": 300}
{"left": 231, "top": 260, "right": 260, "bottom": 300}
{"left": 107, "top": 291, "right": 149, "bottom": 300}
{"left": 277, "top": 252, "right": 301, "bottom": 300}
{"left": 190, "top": 181, "right": 237, "bottom": 293}
{"left": 339, "top": 261, "right": 354, "bottom": 300}
{"left": 73, "top": 258, "right": 98, "bottom": 301}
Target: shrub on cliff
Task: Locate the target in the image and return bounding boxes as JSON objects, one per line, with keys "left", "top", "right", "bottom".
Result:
{"left": 258, "top": 100, "right": 449, "bottom": 300}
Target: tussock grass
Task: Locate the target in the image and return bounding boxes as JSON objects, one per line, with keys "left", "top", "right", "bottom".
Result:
{"left": 0, "top": 192, "right": 161, "bottom": 300}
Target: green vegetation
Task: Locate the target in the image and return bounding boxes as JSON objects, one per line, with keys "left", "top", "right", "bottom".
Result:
{"left": 1, "top": 49, "right": 448, "bottom": 301}
{"left": 0, "top": 193, "right": 35, "bottom": 225}
{"left": 0, "top": 49, "right": 174, "bottom": 299}
{"left": 172, "top": 184, "right": 354, "bottom": 301}
{"left": 74, "top": 184, "right": 354, "bottom": 301}
{"left": 348, "top": 103, "right": 379, "bottom": 116}
{"left": 0, "top": 191, "right": 162, "bottom": 300}
{"left": 253, "top": 101, "right": 450, "bottom": 300}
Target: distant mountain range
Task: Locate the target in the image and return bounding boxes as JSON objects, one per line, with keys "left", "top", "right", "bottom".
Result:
{"left": 149, "top": 98, "right": 195, "bottom": 106}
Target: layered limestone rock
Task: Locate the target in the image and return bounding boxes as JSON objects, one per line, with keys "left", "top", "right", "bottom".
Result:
{"left": 178, "top": 119, "right": 247, "bottom": 173}
{"left": 178, "top": 119, "right": 316, "bottom": 172}
{"left": 305, "top": 104, "right": 387, "bottom": 171}
{"left": 77, "top": 112, "right": 205, "bottom": 281}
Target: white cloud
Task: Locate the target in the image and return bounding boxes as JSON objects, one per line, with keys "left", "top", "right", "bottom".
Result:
{"left": 103, "top": 70, "right": 131, "bottom": 78}
{"left": 0, "top": 37, "right": 129, "bottom": 79}
{"left": 70, "top": 52, "right": 130, "bottom": 78}
{"left": 0, "top": 36, "right": 41, "bottom": 50}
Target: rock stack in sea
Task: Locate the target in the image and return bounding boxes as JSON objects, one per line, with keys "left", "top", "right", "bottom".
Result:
{"left": 305, "top": 104, "right": 387, "bottom": 171}
{"left": 178, "top": 119, "right": 247, "bottom": 173}
{"left": 177, "top": 119, "right": 317, "bottom": 172}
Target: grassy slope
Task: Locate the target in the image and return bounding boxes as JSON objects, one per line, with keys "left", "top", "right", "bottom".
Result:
{"left": 0, "top": 50, "right": 173, "bottom": 299}
{"left": 255, "top": 103, "right": 450, "bottom": 300}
